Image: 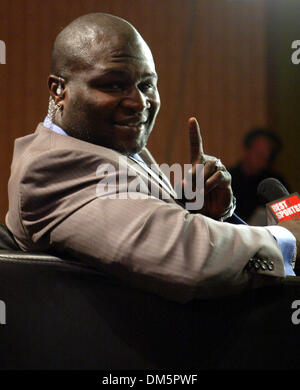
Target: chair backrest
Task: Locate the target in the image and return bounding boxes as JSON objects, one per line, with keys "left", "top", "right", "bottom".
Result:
{"left": 0, "top": 223, "right": 20, "bottom": 250}
{"left": 1, "top": 223, "right": 300, "bottom": 369}
{"left": 0, "top": 248, "right": 300, "bottom": 369}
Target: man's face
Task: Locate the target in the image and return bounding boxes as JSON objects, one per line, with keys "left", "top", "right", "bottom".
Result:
{"left": 60, "top": 34, "right": 160, "bottom": 155}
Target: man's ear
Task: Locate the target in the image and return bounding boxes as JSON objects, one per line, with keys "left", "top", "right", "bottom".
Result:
{"left": 48, "top": 75, "right": 65, "bottom": 104}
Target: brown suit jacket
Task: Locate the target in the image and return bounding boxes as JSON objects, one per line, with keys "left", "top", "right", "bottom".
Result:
{"left": 6, "top": 124, "right": 285, "bottom": 302}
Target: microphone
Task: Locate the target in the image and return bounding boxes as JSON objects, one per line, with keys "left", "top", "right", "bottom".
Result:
{"left": 257, "top": 178, "right": 300, "bottom": 225}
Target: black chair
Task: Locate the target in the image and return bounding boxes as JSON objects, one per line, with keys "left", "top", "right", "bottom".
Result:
{"left": 0, "top": 222, "right": 300, "bottom": 369}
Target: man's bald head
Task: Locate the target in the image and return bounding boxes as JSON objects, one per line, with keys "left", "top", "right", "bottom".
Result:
{"left": 50, "top": 13, "right": 151, "bottom": 79}
{"left": 48, "top": 13, "right": 160, "bottom": 154}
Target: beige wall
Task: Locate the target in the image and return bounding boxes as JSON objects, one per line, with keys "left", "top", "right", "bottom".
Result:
{"left": 0, "top": 0, "right": 271, "bottom": 221}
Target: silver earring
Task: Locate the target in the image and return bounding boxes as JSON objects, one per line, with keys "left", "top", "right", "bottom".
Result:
{"left": 47, "top": 96, "right": 56, "bottom": 121}
{"left": 47, "top": 96, "right": 62, "bottom": 122}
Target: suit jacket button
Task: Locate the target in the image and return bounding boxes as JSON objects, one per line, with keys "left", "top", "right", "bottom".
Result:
{"left": 267, "top": 262, "right": 274, "bottom": 271}
{"left": 254, "top": 261, "right": 260, "bottom": 269}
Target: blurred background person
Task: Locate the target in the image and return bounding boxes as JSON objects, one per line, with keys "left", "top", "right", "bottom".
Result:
{"left": 229, "top": 128, "right": 290, "bottom": 225}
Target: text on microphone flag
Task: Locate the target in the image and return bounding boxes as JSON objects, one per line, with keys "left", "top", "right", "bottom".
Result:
{"left": 268, "top": 193, "right": 300, "bottom": 222}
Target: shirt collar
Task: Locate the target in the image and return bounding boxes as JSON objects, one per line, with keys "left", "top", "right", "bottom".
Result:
{"left": 43, "top": 116, "right": 68, "bottom": 136}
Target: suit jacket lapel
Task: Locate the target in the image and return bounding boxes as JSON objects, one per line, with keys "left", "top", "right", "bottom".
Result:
{"left": 139, "top": 149, "right": 177, "bottom": 196}
{"left": 128, "top": 150, "right": 177, "bottom": 199}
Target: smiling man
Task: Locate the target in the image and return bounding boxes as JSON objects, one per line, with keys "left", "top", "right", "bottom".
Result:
{"left": 49, "top": 14, "right": 160, "bottom": 155}
{"left": 6, "top": 13, "right": 299, "bottom": 302}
